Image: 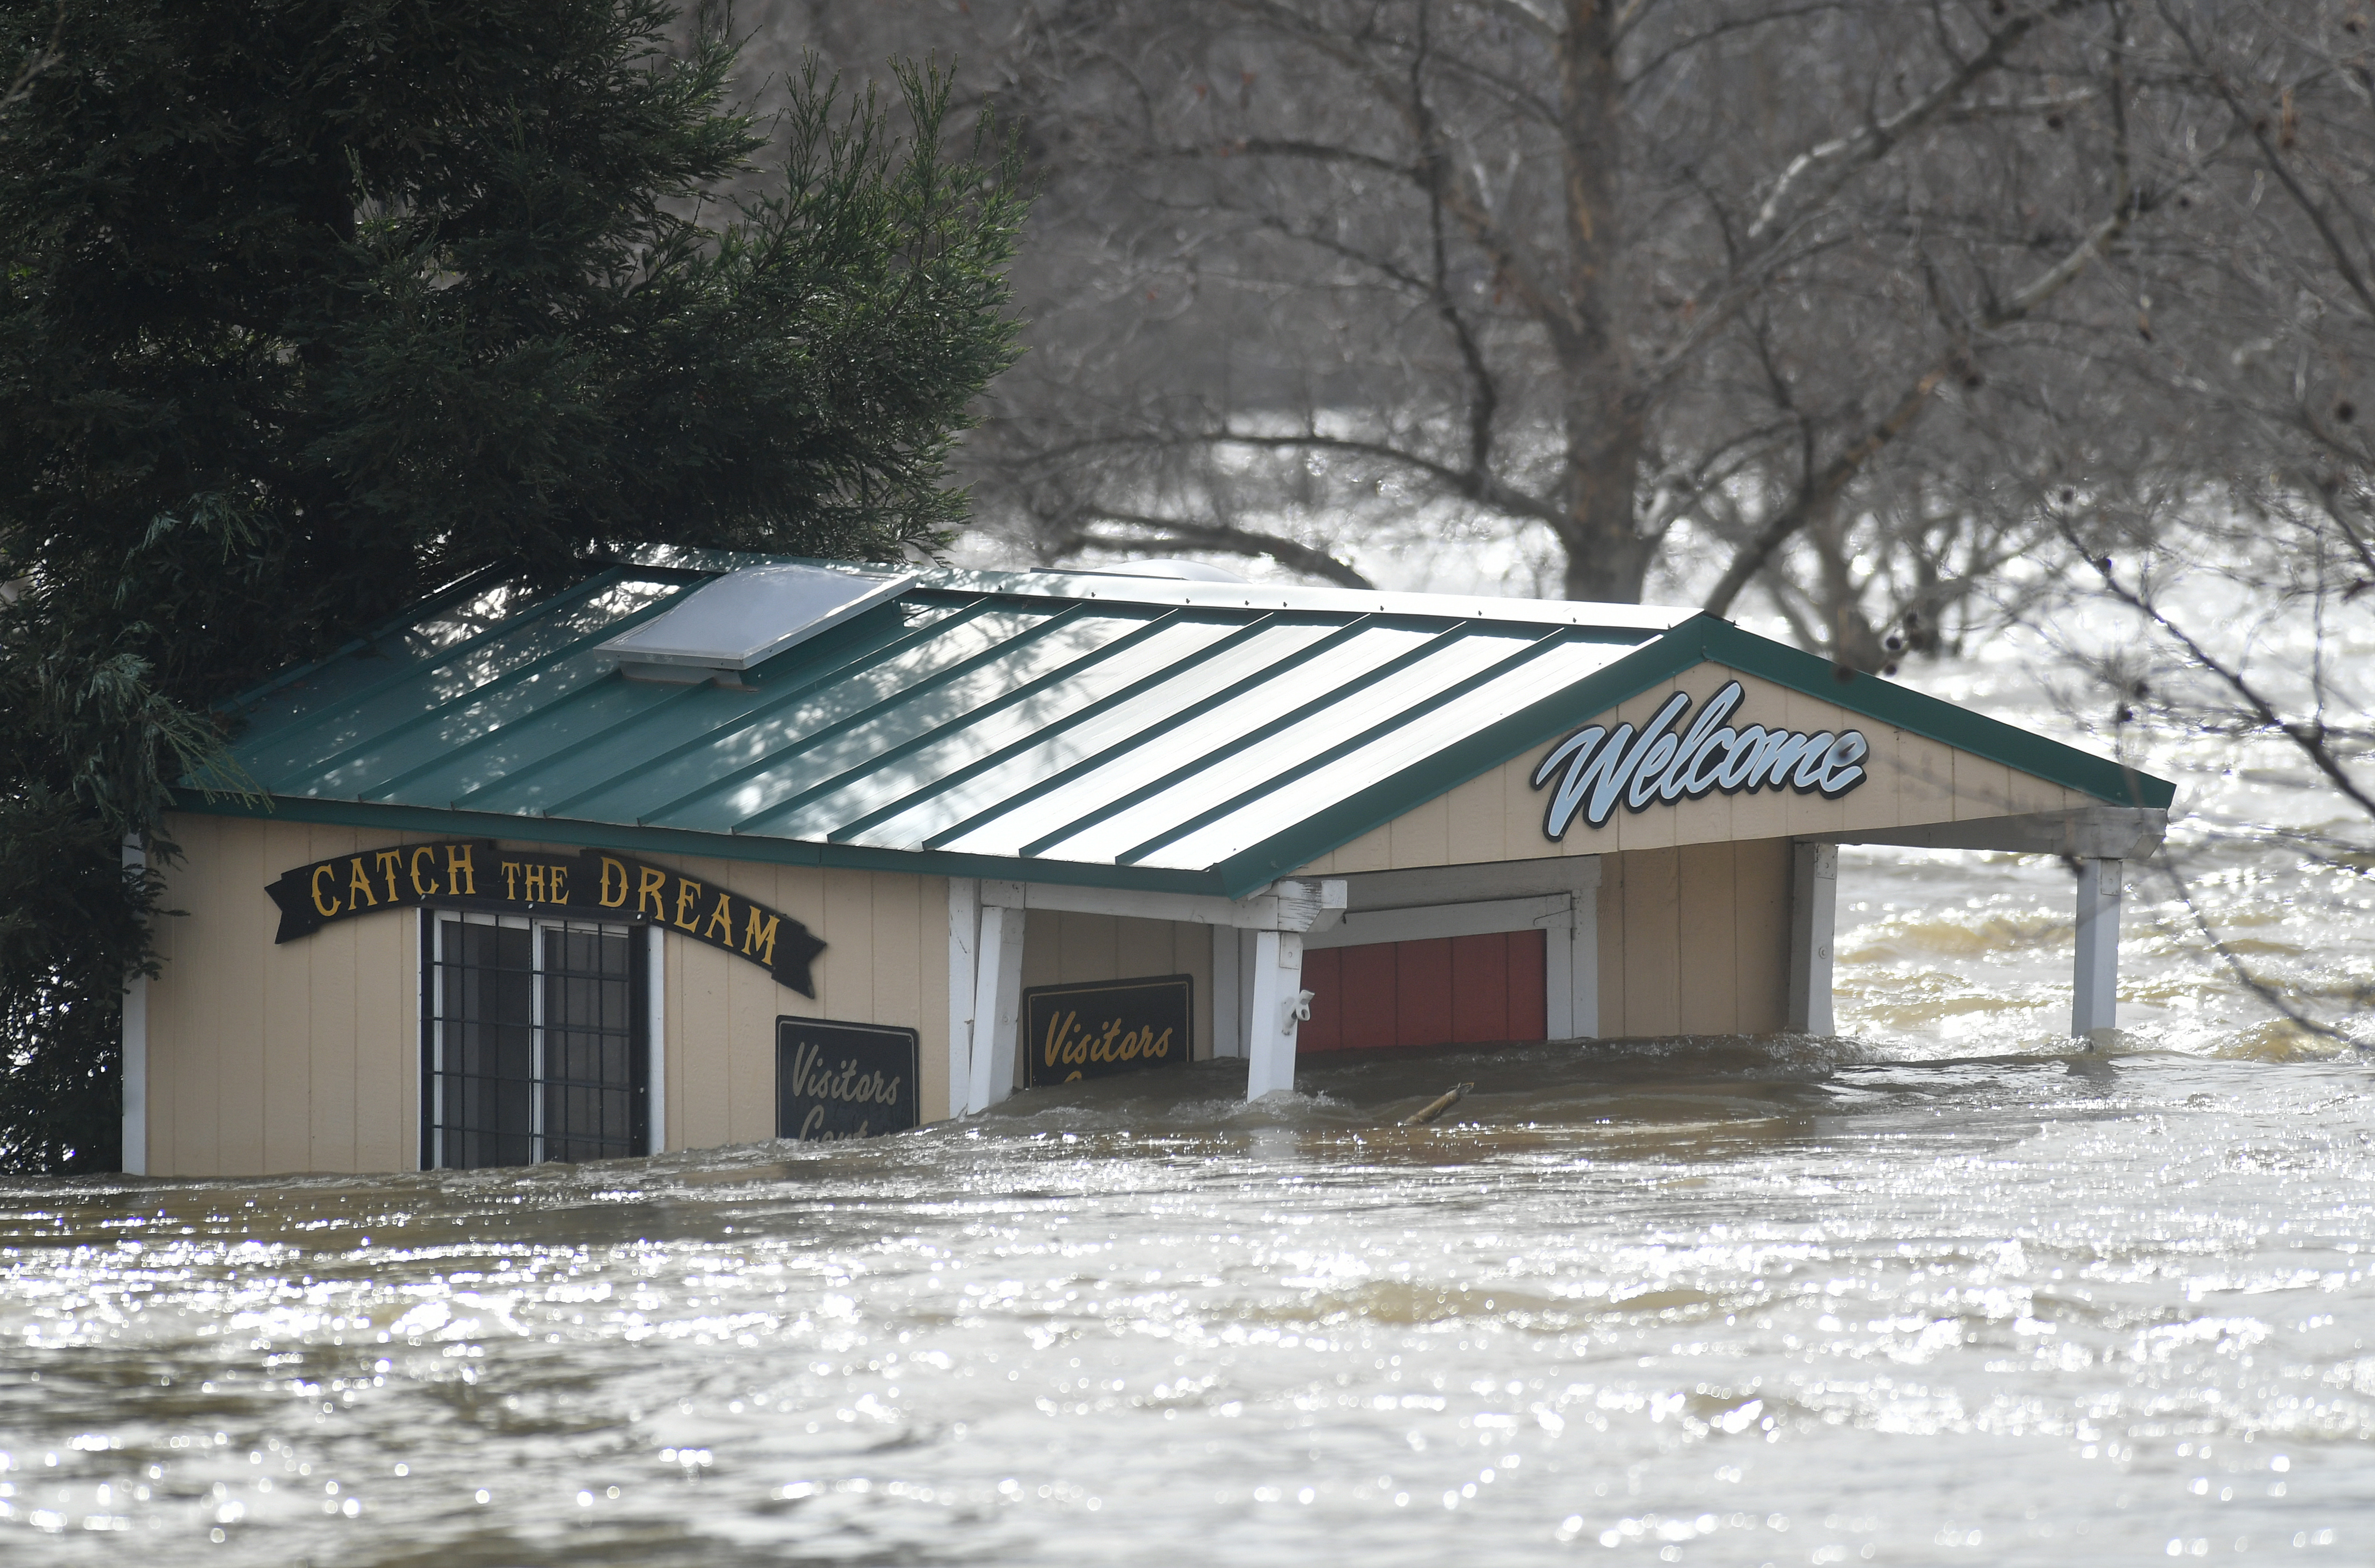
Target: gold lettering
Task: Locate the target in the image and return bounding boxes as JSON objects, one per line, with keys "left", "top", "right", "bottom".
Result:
{"left": 549, "top": 865, "right": 567, "bottom": 903}
{"left": 741, "top": 907, "right": 780, "bottom": 966}
{"left": 598, "top": 857, "right": 628, "bottom": 908}
{"left": 1043, "top": 1011, "right": 1073, "bottom": 1067}
{"left": 347, "top": 857, "right": 378, "bottom": 908}
{"left": 409, "top": 845, "right": 440, "bottom": 897}
{"left": 673, "top": 878, "right": 702, "bottom": 931}
{"left": 1149, "top": 1027, "right": 1174, "bottom": 1061}
{"left": 445, "top": 842, "right": 477, "bottom": 896}
{"left": 375, "top": 850, "right": 402, "bottom": 903}
{"left": 703, "top": 891, "right": 735, "bottom": 943}
{"left": 501, "top": 860, "right": 521, "bottom": 900}
{"left": 635, "top": 866, "right": 668, "bottom": 920}
{"left": 309, "top": 863, "right": 341, "bottom": 918}
{"left": 524, "top": 863, "right": 547, "bottom": 902}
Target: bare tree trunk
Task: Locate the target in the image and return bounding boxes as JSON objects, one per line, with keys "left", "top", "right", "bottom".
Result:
{"left": 1560, "top": 399, "right": 1650, "bottom": 600}
{"left": 1553, "top": 0, "right": 1645, "bottom": 603}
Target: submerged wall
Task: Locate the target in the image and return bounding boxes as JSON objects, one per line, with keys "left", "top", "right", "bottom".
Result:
{"left": 1595, "top": 840, "right": 1792, "bottom": 1037}
{"left": 1018, "top": 910, "right": 1217, "bottom": 1061}
{"left": 144, "top": 814, "right": 949, "bottom": 1177}
{"left": 145, "top": 809, "right": 1798, "bottom": 1177}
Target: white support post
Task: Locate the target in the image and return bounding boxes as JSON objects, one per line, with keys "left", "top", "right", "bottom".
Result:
{"left": 1561, "top": 858, "right": 1601, "bottom": 1040}
{"left": 1571, "top": 873, "right": 1599, "bottom": 1039}
{"left": 645, "top": 919, "right": 666, "bottom": 1155}
{"left": 947, "top": 878, "right": 980, "bottom": 1114}
{"left": 121, "top": 836, "right": 148, "bottom": 1177}
{"left": 1243, "top": 929, "right": 1308, "bottom": 1100}
{"left": 1235, "top": 929, "right": 1258, "bottom": 1054}
{"left": 1543, "top": 885, "right": 1602, "bottom": 1042}
{"left": 1545, "top": 903, "right": 1575, "bottom": 1042}
{"left": 966, "top": 905, "right": 1027, "bottom": 1113}
{"left": 1786, "top": 843, "right": 1838, "bottom": 1035}
{"left": 2072, "top": 858, "right": 2122, "bottom": 1043}
{"left": 1211, "top": 925, "right": 1246, "bottom": 1058}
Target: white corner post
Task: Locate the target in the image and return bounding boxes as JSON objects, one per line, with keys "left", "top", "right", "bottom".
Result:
{"left": 1542, "top": 858, "right": 1601, "bottom": 1041}
{"left": 1244, "top": 929, "right": 1309, "bottom": 1099}
{"left": 965, "top": 903, "right": 1028, "bottom": 1114}
{"left": 1787, "top": 842, "right": 1838, "bottom": 1035}
{"left": 947, "top": 878, "right": 981, "bottom": 1116}
{"left": 1243, "top": 878, "right": 1345, "bottom": 1100}
{"left": 120, "top": 835, "right": 149, "bottom": 1177}
{"left": 646, "top": 917, "right": 666, "bottom": 1155}
{"left": 2072, "top": 858, "right": 2123, "bottom": 1044}
{"left": 1211, "top": 926, "right": 1248, "bottom": 1058}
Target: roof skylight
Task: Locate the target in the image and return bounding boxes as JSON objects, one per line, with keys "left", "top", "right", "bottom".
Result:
{"left": 602, "top": 563, "right": 915, "bottom": 680}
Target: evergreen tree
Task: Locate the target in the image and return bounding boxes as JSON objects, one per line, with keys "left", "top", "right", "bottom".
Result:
{"left": 0, "top": 0, "right": 1027, "bottom": 1171}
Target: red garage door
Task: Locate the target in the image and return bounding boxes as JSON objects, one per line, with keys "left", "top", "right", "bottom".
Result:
{"left": 1297, "top": 930, "right": 1547, "bottom": 1053}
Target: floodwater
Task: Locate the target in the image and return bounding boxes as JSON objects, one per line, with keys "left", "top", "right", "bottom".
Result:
{"left": 6, "top": 625, "right": 2374, "bottom": 1565}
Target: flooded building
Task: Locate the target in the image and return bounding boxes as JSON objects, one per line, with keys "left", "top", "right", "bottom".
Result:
{"left": 126, "top": 550, "right": 2174, "bottom": 1176}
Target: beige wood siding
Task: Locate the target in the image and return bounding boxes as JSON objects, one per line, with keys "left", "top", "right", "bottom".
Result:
{"left": 1296, "top": 663, "right": 2095, "bottom": 874}
{"left": 145, "top": 814, "right": 950, "bottom": 1177}
{"left": 658, "top": 855, "right": 948, "bottom": 1151}
{"left": 1594, "top": 840, "right": 1791, "bottom": 1037}
{"left": 1017, "top": 911, "right": 1217, "bottom": 1060}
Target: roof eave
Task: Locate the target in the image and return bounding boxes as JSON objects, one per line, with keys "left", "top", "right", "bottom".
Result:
{"left": 1211, "top": 614, "right": 2176, "bottom": 896}
{"left": 164, "top": 789, "right": 1237, "bottom": 897}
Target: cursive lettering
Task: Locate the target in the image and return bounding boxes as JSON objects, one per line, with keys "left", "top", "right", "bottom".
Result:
{"left": 1534, "top": 680, "right": 1868, "bottom": 839}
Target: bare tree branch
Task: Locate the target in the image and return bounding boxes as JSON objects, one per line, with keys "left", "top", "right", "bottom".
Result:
{"left": 1062, "top": 511, "right": 1377, "bottom": 586}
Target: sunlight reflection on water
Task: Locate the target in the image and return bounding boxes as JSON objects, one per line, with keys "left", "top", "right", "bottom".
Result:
{"left": 6, "top": 1043, "right": 2375, "bottom": 1564}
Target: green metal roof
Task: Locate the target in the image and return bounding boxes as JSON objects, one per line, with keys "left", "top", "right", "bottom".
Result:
{"left": 176, "top": 548, "right": 2175, "bottom": 896}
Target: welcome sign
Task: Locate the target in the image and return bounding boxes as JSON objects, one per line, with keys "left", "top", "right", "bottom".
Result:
{"left": 264, "top": 839, "right": 826, "bottom": 995}
{"left": 1023, "top": 975, "right": 1193, "bottom": 1087}
{"left": 1532, "top": 679, "right": 1870, "bottom": 839}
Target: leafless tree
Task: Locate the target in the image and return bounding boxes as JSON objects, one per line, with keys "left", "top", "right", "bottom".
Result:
{"left": 1981, "top": 0, "right": 2375, "bottom": 1035}
{"left": 907, "top": 1, "right": 2168, "bottom": 666}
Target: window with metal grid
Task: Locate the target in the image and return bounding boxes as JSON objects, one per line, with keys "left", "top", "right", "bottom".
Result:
{"left": 422, "top": 911, "right": 647, "bottom": 1169}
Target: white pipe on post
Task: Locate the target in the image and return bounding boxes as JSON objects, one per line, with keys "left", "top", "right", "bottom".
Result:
{"left": 966, "top": 905, "right": 1027, "bottom": 1113}
{"left": 1787, "top": 843, "right": 1838, "bottom": 1035}
{"left": 2072, "top": 857, "right": 2122, "bottom": 1043}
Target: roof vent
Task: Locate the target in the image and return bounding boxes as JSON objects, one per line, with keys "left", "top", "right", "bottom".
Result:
{"left": 602, "top": 563, "right": 915, "bottom": 685}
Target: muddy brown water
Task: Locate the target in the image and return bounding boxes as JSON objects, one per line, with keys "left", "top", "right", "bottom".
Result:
{"left": 5, "top": 1040, "right": 2372, "bottom": 1565}
{"left": 6, "top": 633, "right": 2374, "bottom": 1564}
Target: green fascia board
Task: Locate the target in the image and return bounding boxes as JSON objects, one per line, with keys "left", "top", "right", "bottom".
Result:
{"left": 1691, "top": 620, "right": 2175, "bottom": 810}
{"left": 1213, "top": 615, "right": 2174, "bottom": 897}
{"left": 165, "top": 789, "right": 1232, "bottom": 897}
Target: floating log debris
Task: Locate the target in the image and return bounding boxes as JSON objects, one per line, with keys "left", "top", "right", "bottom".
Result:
{"left": 1400, "top": 1083, "right": 1474, "bottom": 1126}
